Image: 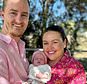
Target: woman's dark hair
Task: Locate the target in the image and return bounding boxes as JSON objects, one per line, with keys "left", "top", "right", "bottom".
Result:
{"left": 43, "top": 25, "right": 68, "bottom": 51}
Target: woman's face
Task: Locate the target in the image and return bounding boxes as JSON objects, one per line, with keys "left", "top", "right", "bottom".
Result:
{"left": 43, "top": 31, "right": 66, "bottom": 63}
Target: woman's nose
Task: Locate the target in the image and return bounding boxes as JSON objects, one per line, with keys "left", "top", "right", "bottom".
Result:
{"left": 47, "top": 43, "right": 53, "bottom": 50}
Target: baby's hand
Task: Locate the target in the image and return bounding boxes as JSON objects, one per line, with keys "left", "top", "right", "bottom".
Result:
{"left": 36, "top": 72, "right": 48, "bottom": 79}
{"left": 36, "top": 72, "right": 43, "bottom": 79}
{"left": 15, "top": 81, "right": 29, "bottom": 84}
{"left": 22, "top": 82, "right": 28, "bottom": 84}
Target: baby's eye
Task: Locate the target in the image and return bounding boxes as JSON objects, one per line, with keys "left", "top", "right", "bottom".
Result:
{"left": 40, "top": 58, "right": 44, "bottom": 61}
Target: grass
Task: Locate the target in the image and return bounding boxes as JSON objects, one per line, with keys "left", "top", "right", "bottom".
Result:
{"left": 78, "top": 58, "right": 87, "bottom": 72}
{"left": 74, "top": 52, "right": 87, "bottom": 83}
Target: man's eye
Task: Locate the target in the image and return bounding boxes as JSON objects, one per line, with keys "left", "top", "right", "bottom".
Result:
{"left": 9, "top": 12, "right": 17, "bottom": 16}
{"left": 22, "top": 14, "right": 28, "bottom": 18}
{"left": 22, "top": 14, "right": 27, "bottom": 17}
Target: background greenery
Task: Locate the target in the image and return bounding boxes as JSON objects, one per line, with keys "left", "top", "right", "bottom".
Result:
{"left": 23, "top": 0, "right": 87, "bottom": 52}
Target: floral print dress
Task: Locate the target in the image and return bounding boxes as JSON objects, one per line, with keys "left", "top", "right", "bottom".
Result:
{"left": 47, "top": 50, "right": 86, "bottom": 84}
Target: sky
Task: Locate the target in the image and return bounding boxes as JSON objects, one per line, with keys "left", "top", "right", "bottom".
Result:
{"left": 29, "top": 0, "right": 87, "bottom": 22}
{"left": 29, "top": 0, "right": 66, "bottom": 21}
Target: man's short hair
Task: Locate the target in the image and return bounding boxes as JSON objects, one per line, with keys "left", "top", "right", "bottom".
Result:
{"left": 2, "top": 0, "right": 30, "bottom": 11}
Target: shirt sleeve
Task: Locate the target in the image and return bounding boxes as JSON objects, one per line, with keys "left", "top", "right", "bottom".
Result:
{"left": 69, "top": 68, "right": 86, "bottom": 84}
{"left": 66, "top": 62, "right": 86, "bottom": 84}
{"left": 0, "top": 77, "right": 9, "bottom": 84}
{"left": 0, "top": 48, "right": 10, "bottom": 84}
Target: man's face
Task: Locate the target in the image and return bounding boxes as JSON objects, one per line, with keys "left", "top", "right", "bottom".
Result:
{"left": 2, "top": 0, "right": 29, "bottom": 37}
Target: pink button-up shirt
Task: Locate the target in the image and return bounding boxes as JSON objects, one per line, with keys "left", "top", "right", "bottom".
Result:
{"left": 0, "top": 33, "right": 29, "bottom": 84}
{"left": 47, "top": 50, "right": 86, "bottom": 84}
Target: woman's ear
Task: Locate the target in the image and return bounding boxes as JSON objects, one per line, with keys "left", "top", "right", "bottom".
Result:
{"left": 64, "top": 39, "right": 67, "bottom": 48}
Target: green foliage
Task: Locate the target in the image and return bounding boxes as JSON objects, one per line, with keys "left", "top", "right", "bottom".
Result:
{"left": 0, "top": 29, "right": 1, "bottom": 32}
{"left": 24, "top": 0, "right": 87, "bottom": 55}
{"left": 79, "top": 58, "right": 87, "bottom": 72}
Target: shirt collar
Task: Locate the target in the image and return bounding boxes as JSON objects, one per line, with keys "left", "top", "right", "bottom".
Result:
{"left": 60, "top": 50, "right": 71, "bottom": 62}
{"left": 0, "top": 33, "right": 12, "bottom": 44}
{"left": 52, "top": 50, "right": 71, "bottom": 67}
{"left": 0, "top": 33, "right": 25, "bottom": 48}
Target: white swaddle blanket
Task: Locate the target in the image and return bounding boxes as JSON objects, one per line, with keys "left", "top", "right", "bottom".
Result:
{"left": 29, "top": 64, "right": 51, "bottom": 84}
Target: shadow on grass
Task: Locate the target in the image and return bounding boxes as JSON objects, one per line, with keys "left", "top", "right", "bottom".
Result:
{"left": 78, "top": 58, "right": 87, "bottom": 83}
{"left": 78, "top": 58, "right": 87, "bottom": 72}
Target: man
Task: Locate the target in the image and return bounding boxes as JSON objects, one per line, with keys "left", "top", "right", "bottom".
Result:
{"left": 0, "top": 0, "right": 29, "bottom": 83}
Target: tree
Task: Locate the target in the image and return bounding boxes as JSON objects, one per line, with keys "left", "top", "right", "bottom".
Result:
{"left": 23, "top": 0, "right": 87, "bottom": 55}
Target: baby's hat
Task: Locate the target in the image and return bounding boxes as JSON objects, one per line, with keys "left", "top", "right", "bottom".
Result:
{"left": 32, "top": 50, "right": 47, "bottom": 64}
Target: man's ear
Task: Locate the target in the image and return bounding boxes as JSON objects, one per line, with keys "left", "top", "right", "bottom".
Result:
{"left": 1, "top": 11, "right": 4, "bottom": 21}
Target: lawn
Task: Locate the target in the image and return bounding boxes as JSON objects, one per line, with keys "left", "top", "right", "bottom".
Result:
{"left": 74, "top": 52, "right": 87, "bottom": 83}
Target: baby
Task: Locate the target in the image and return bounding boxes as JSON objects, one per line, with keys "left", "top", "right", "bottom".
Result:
{"left": 28, "top": 50, "right": 51, "bottom": 84}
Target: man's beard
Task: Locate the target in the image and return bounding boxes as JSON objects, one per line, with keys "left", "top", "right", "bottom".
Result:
{"left": 11, "top": 32, "right": 23, "bottom": 37}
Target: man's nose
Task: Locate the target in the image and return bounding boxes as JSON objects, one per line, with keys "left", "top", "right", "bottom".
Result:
{"left": 15, "top": 15, "right": 22, "bottom": 24}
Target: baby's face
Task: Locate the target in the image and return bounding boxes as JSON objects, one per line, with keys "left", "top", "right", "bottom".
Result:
{"left": 33, "top": 53, "right": 45, "bottom": 66}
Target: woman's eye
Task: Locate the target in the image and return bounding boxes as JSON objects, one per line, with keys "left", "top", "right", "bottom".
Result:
{"left": 43, "top": 42, "right": 48, "bottom": 45}
{"left": 54, "top": 41, "right": 58, "bottom": 43}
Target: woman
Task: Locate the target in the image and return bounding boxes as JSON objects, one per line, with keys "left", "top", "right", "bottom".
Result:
{"left": 42, "top": 25, "right": 86, "bottom": 84}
